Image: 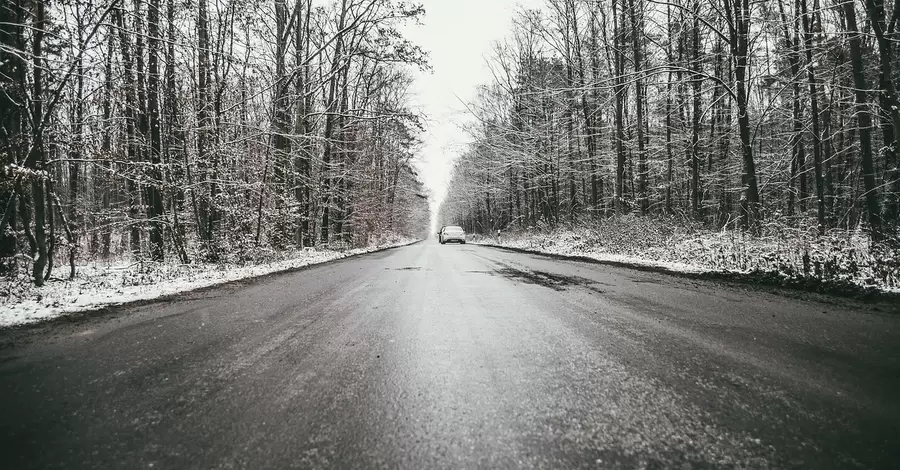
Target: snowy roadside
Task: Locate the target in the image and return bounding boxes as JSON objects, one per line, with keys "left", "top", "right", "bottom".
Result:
{"left": 476, "top": 237, "right": 706, "bottom": 274}
{"left": 473, "top": 221, "right": 900, "bottom": 297}
{"left": 0, "top": 238, "right": 418, "bottom": 328}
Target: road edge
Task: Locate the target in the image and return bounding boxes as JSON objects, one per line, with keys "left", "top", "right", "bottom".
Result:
{"left": 0, "top": 240, "right": 423, "bottom": 334}
{"left": 478, "top": 242, "right": 900, "bottom": 310}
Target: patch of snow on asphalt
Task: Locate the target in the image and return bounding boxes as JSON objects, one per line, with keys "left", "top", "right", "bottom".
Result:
{"left": 1, "top": 239, "right": 417, "bottom": 328}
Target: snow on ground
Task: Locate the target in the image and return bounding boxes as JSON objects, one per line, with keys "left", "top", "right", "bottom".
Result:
{"left": 0, "top": 238, "right": 418, "bottom": 328}
{"left": 474, "top": 218, "right": 900, "bottom": 295}
{"left": 477, "top": 236, "right": 706, "bottom": 274}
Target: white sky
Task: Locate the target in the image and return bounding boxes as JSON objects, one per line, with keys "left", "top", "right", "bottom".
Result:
{"left": 401, "top": 0, "right": 544, "bottom": 225}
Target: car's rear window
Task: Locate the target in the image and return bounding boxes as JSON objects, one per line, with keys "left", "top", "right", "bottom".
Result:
{"left": 445, "top": 226, "right": 464, "bottom": 233}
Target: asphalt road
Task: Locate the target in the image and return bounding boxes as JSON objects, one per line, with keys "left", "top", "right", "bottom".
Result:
{"left": 1, "top": 242, "right": 899, "bottom": 469}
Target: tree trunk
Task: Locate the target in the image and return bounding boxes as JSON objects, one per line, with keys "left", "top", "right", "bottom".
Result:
{"left": 0, "top": 0, "right": 27, "bottom": 273}
{"left": 294, "top": 0, "right": 312, "bottom": 246}
{"left": 843, "top": 1, "right": 882, "bottom": 237}
{"left": 799, "top": 0, "right": 827, "bottom": 233}
{"left": 689, "top": 2, "right": 702, "bottom": 219}
{"left": 114, "top": 7, "right": 141, "bottom": 256}
{"left": 147, "top": 0, "right": 165, "bottom": 260}
{"left": 864, "top": 0, "right": 900, "bottom": 223}
{"left": 197, "top": 0, "right": 215, "bottom": 258}
{"left": 101, "top": 26, "right": 114, "bottom": 258}
{"left": 726, "top": 0, "right": 760, "bottom": 230}
{"left": 612, "top": 0, "right": 627, "bottom": 214}
{"left": 29, "top": 0, "right": 48, "bottom": 286}
{"left": 321, "top": 0, "right": 349, "bottom": 244}
{"left": 68, "top": 7, "right": 84, "bottom": 268}
{"left": 664, "top": 4, "right": 674, "bottom": 214}
{"left": 273, "top": 0, "right": 291, "bottom": 245}
{"left": 165, "top": 0, "right": 189, "bottom": 263}
{"left": 628, "top": 0, "right": 648, "bottom": 213}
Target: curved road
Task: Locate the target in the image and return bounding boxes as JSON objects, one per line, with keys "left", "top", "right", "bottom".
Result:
{"left": 1, "top": 242, "right": 899, "bottom": 468}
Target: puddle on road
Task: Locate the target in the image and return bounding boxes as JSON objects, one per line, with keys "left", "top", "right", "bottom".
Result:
{"left": 629, "top": 277, "right": 662, "bottom": 285}
{"left": 469, "top": 267, "right": 605, "bottom": 293}
{"left": 390, "top": 266, "right": 431, "bottom": 271}
{"left": 0, "top": 355, "right": 22, "bottom": 364}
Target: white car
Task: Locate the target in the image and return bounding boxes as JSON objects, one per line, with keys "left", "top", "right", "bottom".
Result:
{"left": 438, "top": 226, "right": 466, "bottom": 244}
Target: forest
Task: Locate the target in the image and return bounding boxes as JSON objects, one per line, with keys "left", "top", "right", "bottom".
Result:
{"left": 1, "top": 0, "right": 431, "bottom": 288}
{"left": 438, "top": 0, "right": 900, "bottom": 289}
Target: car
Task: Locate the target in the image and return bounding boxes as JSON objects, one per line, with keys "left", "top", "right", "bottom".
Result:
{"left": 438, "top": 225, "right": 466, "bottom": 244}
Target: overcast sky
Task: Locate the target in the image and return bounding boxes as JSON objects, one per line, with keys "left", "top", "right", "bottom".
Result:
{"left": 401, "top": 0, "right": 544, "bottom": 224}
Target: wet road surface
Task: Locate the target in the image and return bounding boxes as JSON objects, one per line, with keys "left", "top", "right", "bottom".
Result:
{"left": 1, "top": 242, "right": 899, "bottom": 468}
